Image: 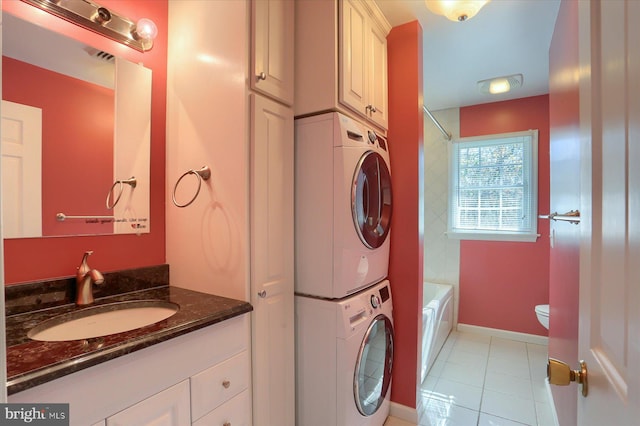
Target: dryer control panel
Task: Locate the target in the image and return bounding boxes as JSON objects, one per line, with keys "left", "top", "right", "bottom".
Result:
{"left": 337, "top": 280, "right": 392, "bottom": 338}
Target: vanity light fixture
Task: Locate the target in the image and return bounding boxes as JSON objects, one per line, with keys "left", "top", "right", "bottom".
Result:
{"left": 477, "top": 73, "right": 523, "bottom": 95}
{"left": 425, "top": 0, "right": 490, "bottom": 22}
{"left": 19, "top": 0, "right": 158, "bottom": 52}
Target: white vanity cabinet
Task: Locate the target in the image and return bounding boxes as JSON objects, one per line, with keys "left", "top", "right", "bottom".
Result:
{"left": 295, "top": 0, "right": 391, "bottom": 130}
{"left": 192, "top": 391, "right": 251, "bottom": 426}
{"left": 106, "top": 380, "right": 191, "bottom": 426}
{"left": 8, "top": 315, "right": 251, "bottom": 426}
{"left": 190, "top": 351, "right": 250, "bottom": 423}
{"left": 108, "top": 351, "right": 250, "bottom": 426}
{"left": 251, "top": 0, "right": 294, "bottom": 106}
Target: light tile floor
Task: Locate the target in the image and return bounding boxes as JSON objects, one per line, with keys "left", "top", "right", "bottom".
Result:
{"left": 386, "top": 330, "right": 556, "bottom": 426}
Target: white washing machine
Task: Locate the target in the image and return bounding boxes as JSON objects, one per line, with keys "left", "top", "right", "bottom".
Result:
{"left": 295, "top": 112, "right": 392, "bottom": 299}
{"left": 295, "top": 280, "right": 394, "bottom": 426}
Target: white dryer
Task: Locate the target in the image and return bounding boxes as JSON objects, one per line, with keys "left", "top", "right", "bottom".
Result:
{"left": 295, "top": 280, "right": 394, "bottom": 426}
{"left": 295, "top": 112, "right": 392, "bottom": 299}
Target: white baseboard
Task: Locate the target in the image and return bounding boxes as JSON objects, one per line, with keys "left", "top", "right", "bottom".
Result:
{"left": 389, "top": 401, "right": 418, "bottom": 423}
{"left": 457, "top": 323, "right": 549, "bottom": 345}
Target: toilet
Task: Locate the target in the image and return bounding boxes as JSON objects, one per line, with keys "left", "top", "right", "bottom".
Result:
{"left": 535, "top": 304, "right": 550, "bottom": 330}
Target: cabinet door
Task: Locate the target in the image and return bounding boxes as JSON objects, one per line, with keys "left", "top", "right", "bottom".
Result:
{"left": 192, "top": 390, "right": 250, "bottom": 426}
{"left": 190, "top": 351, "right": 249, "bottom": 422}
{"left": 106, "top": 380, "right": 190, "bottom": 426}
{"left": 250, "top": 94, "right": 294, "bottom": 426}
{"left": 340, "top": 0, "right": 368, "bottom": 115}
{"left": 367, "top": 20, "right": 388, "bottom": 129}
{"left": 251, "top": 0, "right": 294, "bottom": 105}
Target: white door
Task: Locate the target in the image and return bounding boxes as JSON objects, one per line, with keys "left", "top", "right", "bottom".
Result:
{"left": 575, "top": 1, "right": 640, "bottom": 424}
{"left": 547, "top": 0, "right": 580, "bottom": 424}
{"left": 250, "top": 94, "right": 294, "bottom": 426}
{"left": 1, "top": 100, "right": 42, "bottom": 238}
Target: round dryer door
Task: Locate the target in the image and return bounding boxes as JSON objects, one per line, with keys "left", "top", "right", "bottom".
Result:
{"left": 352, "top": 151, "right": 392, "bottom": 249}
{"left": 354, "top": 314, "right": 394, "bottom": 416}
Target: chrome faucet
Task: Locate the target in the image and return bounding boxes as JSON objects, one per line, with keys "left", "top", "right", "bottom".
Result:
{"left": 76, "top": 251, "right": 105, "bottom": 305}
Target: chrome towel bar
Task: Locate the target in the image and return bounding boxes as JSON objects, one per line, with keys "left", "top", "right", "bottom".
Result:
{"left": 56, "top": 213, "right": 114, "bottom": 222}
{"left": 538, "top": 210, "right": 580, "bottom": 224}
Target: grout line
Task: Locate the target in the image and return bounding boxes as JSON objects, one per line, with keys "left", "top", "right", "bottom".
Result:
{"left": 474, "top": 336, "right": 496, "bottom": 425}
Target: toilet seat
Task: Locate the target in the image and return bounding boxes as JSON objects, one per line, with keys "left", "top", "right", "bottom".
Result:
{"left": 535, "top": 304, "right": 549, "bottom": 317}
{"left": 535, "top": 304, "right": 549, "bottom": 330}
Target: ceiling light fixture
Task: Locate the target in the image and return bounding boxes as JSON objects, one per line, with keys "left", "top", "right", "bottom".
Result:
{"left": 425, "top": 0, "right": 490, "bottom": 22}
{"left": 478, "top": 74, "right": 523, "bottom": 95}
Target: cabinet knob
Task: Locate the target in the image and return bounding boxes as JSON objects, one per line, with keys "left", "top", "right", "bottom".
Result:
{"left": 223, "top": 422, "right": 231, "bottom": 426}
{"left": 257, "top": 72, "right": 267, "bottom": 81}
{"left": 222, "top": 379, "right": 231, "bottom": 389}
{"left": 366, "top": 105, "right": 377, "bottom": 113}
{"left": 258, "top": 290, "right": 267, "bottom": 298}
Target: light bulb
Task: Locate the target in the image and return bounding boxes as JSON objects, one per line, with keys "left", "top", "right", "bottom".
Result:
{"left": 489, "top": 78, "right": 511, "bottom": 94}
{"left": 135, "top": 18, "right": 158, "bottom": 41}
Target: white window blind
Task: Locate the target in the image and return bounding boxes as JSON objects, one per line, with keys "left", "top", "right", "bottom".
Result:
{"left": 448, "top": 130, "right": 538, "bottom": 242}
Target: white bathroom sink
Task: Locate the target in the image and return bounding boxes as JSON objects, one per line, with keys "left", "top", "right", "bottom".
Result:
{"left": 28, "top": 300, "right": 179, "bottom": 342}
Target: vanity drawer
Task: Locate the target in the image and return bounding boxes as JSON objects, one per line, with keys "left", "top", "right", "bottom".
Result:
{"left": 190, "top": 351, "right": 249, "bottom": 421}
{"left": 192, "top": 390, "right": 250, "bottom": 426}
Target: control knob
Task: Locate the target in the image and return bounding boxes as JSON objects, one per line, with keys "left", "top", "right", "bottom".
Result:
{"left": 370, "top": 294, "right": 381, "bottom": 309}
{"left": 367, "top": 130, "right": 377, "bottom": 144}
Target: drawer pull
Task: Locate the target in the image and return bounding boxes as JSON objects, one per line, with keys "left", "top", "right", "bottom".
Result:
{"left": 222, "top": 380, "right": 231, "bottom": 389}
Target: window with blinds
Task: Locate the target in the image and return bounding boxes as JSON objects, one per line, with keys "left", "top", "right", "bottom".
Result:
{"left": 448, "top": 130, "right": 539, "bottom": 242}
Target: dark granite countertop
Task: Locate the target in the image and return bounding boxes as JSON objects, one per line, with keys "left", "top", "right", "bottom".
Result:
{"left": 5, "top": 265, "right": 253, "bottom": 395}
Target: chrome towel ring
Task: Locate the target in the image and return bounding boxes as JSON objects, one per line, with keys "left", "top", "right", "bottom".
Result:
{"left": 106, "top": 177, "right": 137, "bottom": 209}
{"left": 172, "top": 166, "right": 211, "bottom": 208}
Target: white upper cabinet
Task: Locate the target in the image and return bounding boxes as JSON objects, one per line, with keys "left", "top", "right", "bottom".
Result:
{"left": 295, "top": 0, "right": 390, "bottom": 131}
{"left": 251, "top": 0, "right": 294, "bottom": 105}
{"left": 366, "top": 16, "right": 389, "bottom": 128}
{"left": 340, "top": 0, "right": 388, "bottom": 128}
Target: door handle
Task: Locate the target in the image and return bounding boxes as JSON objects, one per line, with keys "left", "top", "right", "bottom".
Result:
{"left": 547, "top": 358, "right": 588, "bottom": 397}
{"left": 538, "top": 210, "right": 581, "bottom": 224}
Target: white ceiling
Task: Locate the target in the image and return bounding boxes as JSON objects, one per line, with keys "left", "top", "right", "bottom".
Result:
{"left": 374, "top": 0, "right": 561, "bottom": 111}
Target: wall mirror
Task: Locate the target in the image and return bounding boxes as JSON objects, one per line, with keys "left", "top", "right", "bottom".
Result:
{"left": 1, "top": 12, "right": 151, "bottom": 238}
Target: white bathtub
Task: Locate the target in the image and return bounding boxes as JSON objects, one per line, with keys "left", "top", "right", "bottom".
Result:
{"left": 421, "top": 282, "right": 453, "bottom": 383}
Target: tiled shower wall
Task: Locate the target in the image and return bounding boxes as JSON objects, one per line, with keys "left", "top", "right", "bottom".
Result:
{"left": 423, "top": 107, "right": 461, "bottom": 325}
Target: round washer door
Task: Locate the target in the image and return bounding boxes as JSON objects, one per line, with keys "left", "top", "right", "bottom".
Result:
{"left": 351, "top": 151, "right": 392, "bottom": 249}
{"left": 354, "top": 314, "right": 394, "bottom": 416}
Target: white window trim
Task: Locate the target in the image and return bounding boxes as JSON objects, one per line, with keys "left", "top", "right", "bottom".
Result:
{"left": 447, "top": 129, "right": 539, "bottom": 243}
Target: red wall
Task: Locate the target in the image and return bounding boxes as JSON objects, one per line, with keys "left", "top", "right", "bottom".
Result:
{"left": 387, "top": 20, "right": 424, "bottom": 410}
{"left": 459, "top": 95, "right": 550, "bottom": 336}
{"left": 3, "top": 0, "right": 167, "bottom": 284}
{"left": 3, "top": 57, "right": 115, "bottom": 236}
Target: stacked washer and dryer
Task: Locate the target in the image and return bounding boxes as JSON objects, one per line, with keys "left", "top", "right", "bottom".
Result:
{"left": 295, "top": 112, "right": 394, "bottom": 426}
